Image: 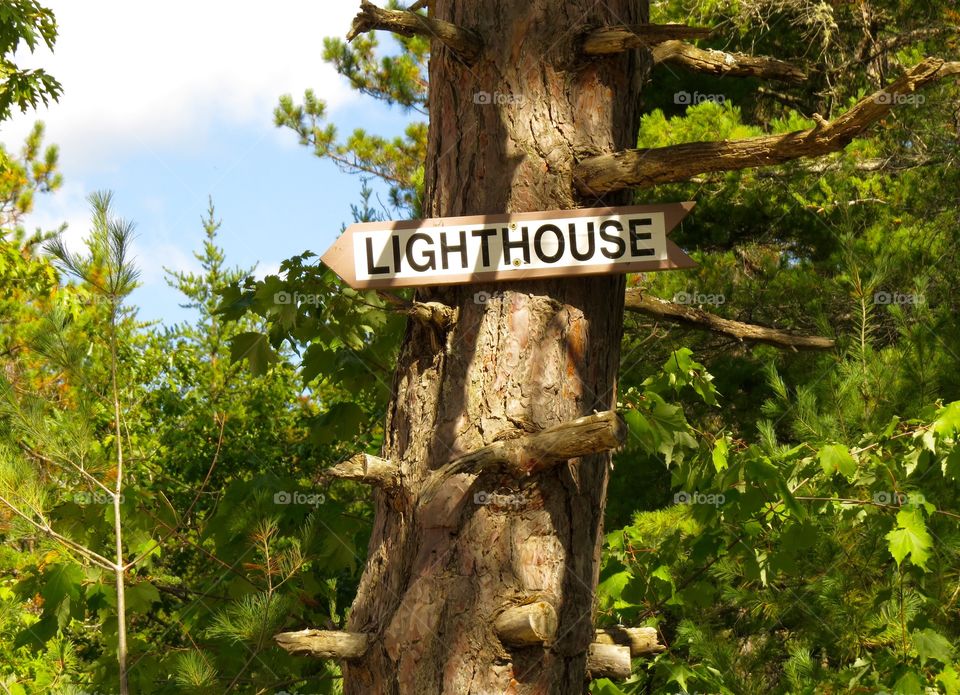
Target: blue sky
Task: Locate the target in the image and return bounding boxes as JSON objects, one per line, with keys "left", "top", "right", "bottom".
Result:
{"left": 1, "top": 1, "right": 414, "bottom": 325}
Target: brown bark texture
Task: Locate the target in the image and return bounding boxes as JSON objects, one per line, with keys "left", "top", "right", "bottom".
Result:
{"left": 341, "top": 1, "right": 648, "bottom": 693}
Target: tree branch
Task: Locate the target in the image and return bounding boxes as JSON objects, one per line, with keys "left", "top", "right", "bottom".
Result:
{"left": 574, "top": 57, "right": 960, "bottom": 195}
{"left": 625, "top": 290, "right": 835, "bottom": 351}
{"left": 320, "top": 452, "right": 405, "bottom": 492}
{"left": 274, "top": 629, "right": 369, "bottom": 660}
{"left": 581, "top": 24, "right": 712, "bottom": 55}
{"left": 407, "top": 301, "right": 458, "bottom": 329}
{"left": 420, "top": 411, "right": 625, "bottom": 501}
{"left": 494, "top": 601, "right": 558, "bottom": 647}
{"left": 587, "top": 643, "right": 632, "bottom": 679}
{"left": 347, "top": 0, "right": 482, "bottom": 63}
{"left": 594, "top": 626, "right": 665, "bottom": 656}
{"left": 0, "top": 493, "right": 117, "bottom": 571}
{"left": 652, "top": 40, "right": 806, "bottom": 83}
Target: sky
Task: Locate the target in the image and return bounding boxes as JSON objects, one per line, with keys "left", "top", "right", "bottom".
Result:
{"left": 1, "top": 1, "right": 414, "bottom": 326}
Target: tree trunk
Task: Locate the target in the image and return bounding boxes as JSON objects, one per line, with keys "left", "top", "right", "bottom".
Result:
{"left": 343, "top": 1, "right": 647, "bottom": 692}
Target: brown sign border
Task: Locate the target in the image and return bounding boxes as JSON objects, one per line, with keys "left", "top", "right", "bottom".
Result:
{"left": 321, "top": 202, "right": 696, "bottom": 289}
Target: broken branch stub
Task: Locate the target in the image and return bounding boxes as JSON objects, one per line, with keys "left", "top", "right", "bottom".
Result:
{"left": 494, "top": 601, "right": 559, "bottom": 647}
{"left": 321, "top": 453, "right": 404, "bottom": 492}
{"left": 594, "top": 626, "right": 665, "bottom": 656}
{"left": 582, "top": 24, "right": 712, "bottom": 54}
{"left": 408, "top": 301, "right": 458, "bottom": 329}
{"left": 274, "top": 629, "right": 369, "bottom": 660}
{"left": 587, "top": 642, "right": 633, "bottom": 679}
{"left": 420, "top": 411, "right": 626, "bottom": 501}
{"left": 347, "top": 0, "right": 482, "bottom": 63}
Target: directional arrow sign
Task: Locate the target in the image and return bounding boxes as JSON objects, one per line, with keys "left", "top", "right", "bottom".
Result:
{"left": 322, "top": 202, "right": 695, "bottom": 289}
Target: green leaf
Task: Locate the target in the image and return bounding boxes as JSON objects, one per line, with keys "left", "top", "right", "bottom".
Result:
{"left": 663, "top": 662, "right": 697, "bottom": 691}
{"left": 590, "top": 679, "right": 627, "bottom": 695}
{"left": 712, "top": 437, "right": 729, "bottom": 472}
{"left": 310, "top": 401, "right": 367, "bottom": 444}
{"left": 892, "top": 671, "right": 924, "bottom": 695}
{"left": 126, "top": 582, "right": 161, "bottom": 614}
{"left": 886, "top": 508, "right": 932, "bottom": 570}
{"left": 776, "top": 477, "right": 806, "bottom": 520}
{"left": 301, "top": 343, "right": 336, "bottom": 384}
{"left": 938, "top": 664, "right": 960, "bottom": 695}
{"left": 229, "top": 331, "right": 276, "bottom": 376}
{"left": 623, "top": 408, "right": 655, "bottom": 453}
{"left": 13, "top": 614, "right": 58, "bottom": 648}
{"left": 944, "top": 446, "right": 960, "bottom": 481}
{"left": 934, "top": 401, "right": 960, "bottom": 437}
{"left": 912, "top": 628, "right": 955, "bottom": 665}
{"left": 819, "top": 443, "right": 857, "bottom": 480}
{"left": 597, "top": 570, "right": 632, "bottom": 606}
{"left": 39, "top": 563, "right": 83, "bottom": 617}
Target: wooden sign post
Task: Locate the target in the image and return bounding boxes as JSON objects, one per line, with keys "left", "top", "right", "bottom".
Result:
{"left": 322, "top": 202, "right": 696, "bottom": 289}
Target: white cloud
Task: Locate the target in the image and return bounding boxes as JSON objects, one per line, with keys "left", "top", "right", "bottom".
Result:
{"left": 2, "top": 0, "right": 359, "bottom": 168}
{"left": 133, "top": 239, "right": 203, "bottom": 286}
{"left": 19, "top": 180, "right": 91, "bottom": 251}
{"left": 253, "top": 260, "right": 282, "bottom": 280}
{"left": 22, "top": 183, "right": 200, "bottom": 285}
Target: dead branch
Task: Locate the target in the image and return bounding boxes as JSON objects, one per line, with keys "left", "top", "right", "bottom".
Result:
{"left": 421, "top": 411, "right": 625, "bottom": 501}
{"left": 495, "top": 601, "right": 558, "bottom": 647}
{"left": 625, "top": 290, "right": 835, "bottom": 351}
{"left": 574, "top": 57, "right": 960, "bottom": 195}
{"left": 587, "top": 642, "right": 632, "bottom": 679}
{"left": 653, "top": 40, "right": 806, "bottom": 83}
{"left": 347, "top": 0, "right": 481, "bottom": 63}
{"left": 275, "top": 629, "right": 369, "bottom": 660}
{"left": 595, "top": 626, "right": 665, "bottom": 656}
{"left": 582, "top": 24, "right": 712, "bottom": 55}
{"left": 320, "top": 453, "right": 405, "bottom": 492}
{"left": 408, "top": 301, "right": 458, "bottom": 329}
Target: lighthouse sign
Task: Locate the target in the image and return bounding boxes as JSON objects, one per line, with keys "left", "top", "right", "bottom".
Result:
{"left": 321, "top": 203, "right": 696, "bottom": 290}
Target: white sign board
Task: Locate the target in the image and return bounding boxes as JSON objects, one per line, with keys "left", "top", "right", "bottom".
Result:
{"left": 322, "top": 203, "right": 695, "bottom": 289}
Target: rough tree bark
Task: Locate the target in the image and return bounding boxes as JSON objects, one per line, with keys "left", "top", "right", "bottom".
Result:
{"left": 341, "top": 1, "right": 647, "bottom": 693}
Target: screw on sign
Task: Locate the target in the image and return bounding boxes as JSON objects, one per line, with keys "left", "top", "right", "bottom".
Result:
{"left": 321, "top": 202, "right": 696, "bottom": 290}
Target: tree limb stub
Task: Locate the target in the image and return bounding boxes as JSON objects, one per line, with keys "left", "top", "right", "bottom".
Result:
{"left": 594, "top": 626, "right": 665, "bottom": 656}
{"left": 321, "top": 453, "right": 404, "bottom": 492}
{"left": 274, "top": 629, "right": 369, "bottom": 660}
{"left": 408, "top": 301, "right": 458, "bottom": 329}
{"left": 581, "top": 24, "right": 712, "bottom": 55}
{"left": 575, "top": 57, "right": 960, "bottom": 195}
{"left": 625, "top": 290, "right": 835, "bottom": 351}
{"left": 347, "top": 0, "right": 482, "bottom": 63}
{"left": 587, "top": 642, "right": 632, "bottom": 680}
{"left": 420, "top": 411, "right": 625, "bottom": 501}
{"left": 652, "top": 40, "right": 806, "bottom": 83}
{"left": 494, "top": 601, "right": 558, "bottom": 647}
